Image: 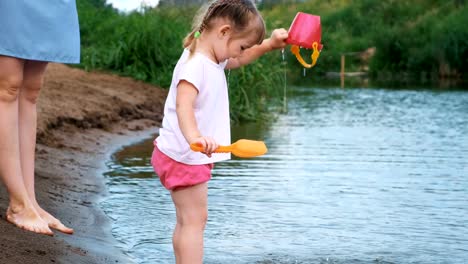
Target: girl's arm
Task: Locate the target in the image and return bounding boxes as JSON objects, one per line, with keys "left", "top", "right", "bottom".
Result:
{"left": 226, "top": 28, "right": 289, "bottom": 69}
{"left": 176, "top": 80, "right": 218, "bottom": 156}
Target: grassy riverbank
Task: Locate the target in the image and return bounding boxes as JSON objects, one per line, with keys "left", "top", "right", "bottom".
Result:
{"left": 260, "top": 0, "right": 467, "bottom": 80}
{"left": 76, "top": 0, "right": 468, "bottom": 121}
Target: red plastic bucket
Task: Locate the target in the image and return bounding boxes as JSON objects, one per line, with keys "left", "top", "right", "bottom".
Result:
{"left": 287, "top": 12, "right": 323, "bottom": 51}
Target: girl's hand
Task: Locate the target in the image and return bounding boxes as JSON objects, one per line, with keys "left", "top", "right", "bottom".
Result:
{"left": 191, "top": 136, "right": 219, "bottom": 158}
{"left": 225, "top": 28, "right": 288, "bottom": 69}
{"left": 268, "top": 28, "right": 289, "bottom": 50}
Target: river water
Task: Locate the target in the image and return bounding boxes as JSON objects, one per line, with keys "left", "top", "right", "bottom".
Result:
{"left": 101, "top": 86, "right": 468, "bottom": 264}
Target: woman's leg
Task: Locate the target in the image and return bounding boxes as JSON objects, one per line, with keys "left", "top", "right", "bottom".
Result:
{"left": 0, "top": 56, "right": 52, "bottom": 235}
{"left": 19, "top": 60, "right": 73, "bottom": 234}
{"left": 171, "top": 183, "right": 208, "bottom": 264}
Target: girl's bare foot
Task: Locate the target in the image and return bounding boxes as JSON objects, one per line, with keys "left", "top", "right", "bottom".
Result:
{"left": 6, "top": 206, "right": 53, "bottom": 236}
{"left": 36, "top": 207, "right": 74, "bottom": 234}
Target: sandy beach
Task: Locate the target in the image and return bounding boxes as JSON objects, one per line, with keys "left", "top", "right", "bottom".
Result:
{"left": 0, "top": 64, "right": 166, "bottom": 263}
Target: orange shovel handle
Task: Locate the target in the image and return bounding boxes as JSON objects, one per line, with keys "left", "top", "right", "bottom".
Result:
{"left": 189, "top": 144, "right": 232, "bottom": 153}
{"left": 190, "top": 139, "right": 267, "bottom": 158}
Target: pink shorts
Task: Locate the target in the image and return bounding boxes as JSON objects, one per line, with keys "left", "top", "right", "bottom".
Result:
{"left": 151, "top": 143, "right": 214, "bottom": 191}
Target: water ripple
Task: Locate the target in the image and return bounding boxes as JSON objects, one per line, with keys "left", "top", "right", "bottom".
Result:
{"left": 101, "top": 87, "right": 468, "bottom": 264}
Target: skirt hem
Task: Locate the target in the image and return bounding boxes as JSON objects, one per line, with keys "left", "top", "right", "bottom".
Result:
{"left": 0, "top": 48, "right": 80, "bottom": 64}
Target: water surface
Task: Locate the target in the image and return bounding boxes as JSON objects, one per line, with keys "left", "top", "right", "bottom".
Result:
{"left": 101, "top": 86, "right": 468, "bottom": 264}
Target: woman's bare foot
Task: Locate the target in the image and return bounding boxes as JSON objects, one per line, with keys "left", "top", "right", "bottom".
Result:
{"left": 6, "top": 206, "right": 53, "bottom": 236}
{"left": 36, "top": 207, "right": 74, "bottom": 234}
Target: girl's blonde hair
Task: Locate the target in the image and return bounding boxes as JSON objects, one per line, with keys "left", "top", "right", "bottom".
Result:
{"left": 183, "top": 0, "right": 266, "bottom": 54}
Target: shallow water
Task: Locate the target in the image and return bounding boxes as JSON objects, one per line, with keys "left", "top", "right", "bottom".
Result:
{"left": 101, "top": 86, "right": 468, "bottom": 264}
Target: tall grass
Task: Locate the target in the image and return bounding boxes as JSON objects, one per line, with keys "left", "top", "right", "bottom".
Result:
{"left": 227, "top": 53, "right": 285, "bottom": 123}
{"left": 79, "top": 6, "right": 192, "bottom": 85}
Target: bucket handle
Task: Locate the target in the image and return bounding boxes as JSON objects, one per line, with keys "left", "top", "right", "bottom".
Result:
{"left": 290, "top": 42, "right": 321, "bottom": 68}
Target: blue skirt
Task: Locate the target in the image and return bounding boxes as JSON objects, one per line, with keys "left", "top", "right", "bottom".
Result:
{"left": 0, "top": 0, "right": 80, "bottom": 64}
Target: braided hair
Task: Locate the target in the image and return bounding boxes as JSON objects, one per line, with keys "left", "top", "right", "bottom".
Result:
{"left": 183, "top": 0, "right": 266, "bottom": 55}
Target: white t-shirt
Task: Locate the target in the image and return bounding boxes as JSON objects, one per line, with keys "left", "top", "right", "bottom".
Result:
{"left": 156, "top": 49, "right": 231, "bottom": 165}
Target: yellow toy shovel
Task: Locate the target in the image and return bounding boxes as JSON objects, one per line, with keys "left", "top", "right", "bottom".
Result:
{"left": 190, "top": 139, "right": 268, "bottom": 158}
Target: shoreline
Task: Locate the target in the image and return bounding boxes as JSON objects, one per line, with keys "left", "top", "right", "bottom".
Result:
{"left": 49, "top": 120, "right": 159, "bottom": 263}
{"left": 0, "top": 64, "right": 166, "bottom": 263}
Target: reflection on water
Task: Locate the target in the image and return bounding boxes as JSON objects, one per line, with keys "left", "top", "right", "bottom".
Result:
{"left": 101, "top": 87, "right": 468, "bottom": 264}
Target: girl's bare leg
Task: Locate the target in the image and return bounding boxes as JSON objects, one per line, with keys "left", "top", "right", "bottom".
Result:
{"left": 0, "top": 56, "right": 52, "bottom": 235}
{"left": 19, "top": 60, "right": 73, "bottom": 234}
{"left": 171, "top": 183, "right": 208, "bottom": 264}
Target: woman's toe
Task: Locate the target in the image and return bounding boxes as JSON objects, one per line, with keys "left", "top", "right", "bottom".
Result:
{"left": 49, "top": 221, "right": 74, "bottom": 234}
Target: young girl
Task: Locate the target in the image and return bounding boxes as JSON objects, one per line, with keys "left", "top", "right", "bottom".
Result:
{"left": 151, "top": 0, "right": 288, "bottom": 263}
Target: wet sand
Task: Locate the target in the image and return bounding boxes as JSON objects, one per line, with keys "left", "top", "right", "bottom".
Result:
{"left": 0, "top": 64, "right": 166, "bottom": 263}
